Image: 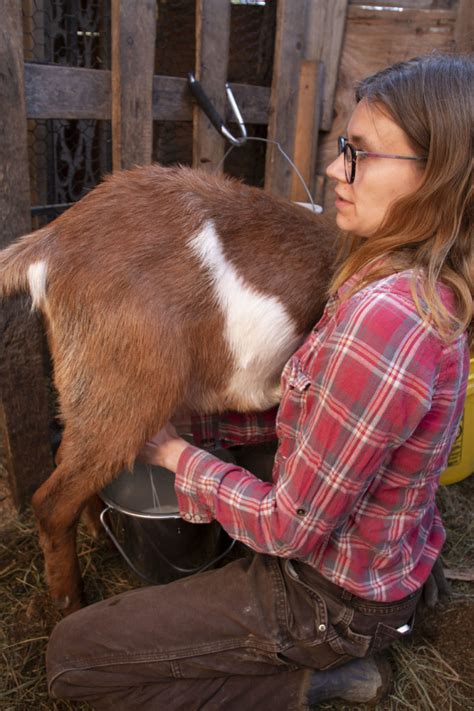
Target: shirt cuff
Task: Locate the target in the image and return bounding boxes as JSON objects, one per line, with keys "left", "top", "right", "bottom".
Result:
{"left": 175, "top": 445, "right": 222, "bottom": 523}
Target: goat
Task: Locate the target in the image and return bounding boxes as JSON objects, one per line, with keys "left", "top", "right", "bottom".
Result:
{"left": 0, "top": 165, "right": 338, "bottom": 614}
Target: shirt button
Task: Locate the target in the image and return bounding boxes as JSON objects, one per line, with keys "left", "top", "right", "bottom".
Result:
{"left": 296, "top": 508, "right": 306, "bottom": 516}
{"left": 194, "top": 514, "right": 202, "bottom": 522}
{"left": 318, "top": 624, "right": 327, "bottom": 633}
{"left": 183, "top": 513, "right": 192, "bottom": 521}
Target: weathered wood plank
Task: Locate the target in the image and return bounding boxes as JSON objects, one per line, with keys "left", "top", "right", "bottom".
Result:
{"left": 111, "top": 0, "right": 157, "bottom": 170}
{"left": 264, "top": 0, "right": 307, "bottom": 197}
{"left": 193, "top": 0, "right": 231, "bottom": 172}
{"left": 25, "top": 64, "right": 111, "bottom": 120}
{"left": 317, "top": 6, "right": 456, "bottom": 211}
{"left": 24, "top": 64, "right": 270, "bottom": 124}
{"left": 444, "top": 568, "right": 474, "bottom": 582}
{"left": 349, "top": 0, "right": 457, "bottom": 7}
{"left": 454, "top": 0, "right": 474, "bottom": 51}
{"left": 305, "top": 0, "right": 349, "bottom": 132}
{"left": 290, "top": 60, "right": 323, "bottom": 202}
{"left": 347, "top": 4, "right": 457, "bottom": 21}
{"left": 0, "top": 1, "right": 53, "bottom": 509}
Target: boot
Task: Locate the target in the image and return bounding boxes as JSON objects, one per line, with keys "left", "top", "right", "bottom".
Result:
{"left": 307, "top": 654, "right": 392, "bottom": 707}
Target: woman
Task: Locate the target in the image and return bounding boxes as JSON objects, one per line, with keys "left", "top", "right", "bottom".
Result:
{"left": 46, "top": 54, "right": 473, "bottom": 710}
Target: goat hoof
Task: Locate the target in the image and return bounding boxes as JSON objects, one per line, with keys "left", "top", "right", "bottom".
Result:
{"left": 54, "top": 595, "right": 71, "bottom": 610}
{"left": 83, "top": 519, "right": 105, "bottom": 540}
{"left": 53, "top": 593, "right": 86, "bottom": 615}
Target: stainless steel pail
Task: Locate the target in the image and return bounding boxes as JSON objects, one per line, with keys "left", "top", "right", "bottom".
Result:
{"left": 100, "top": 459, "right": 234, "bottom": 585}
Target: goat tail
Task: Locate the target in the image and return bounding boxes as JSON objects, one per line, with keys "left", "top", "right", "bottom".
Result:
{"left": 0, "top": 227, "right": 53, "bottom": 305}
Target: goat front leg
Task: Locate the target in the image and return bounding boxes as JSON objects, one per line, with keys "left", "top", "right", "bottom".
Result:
{"left": 80, "top": 494, "right": 105, "bottom": 540}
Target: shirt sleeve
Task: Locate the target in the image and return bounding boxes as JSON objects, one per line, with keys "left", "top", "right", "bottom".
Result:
{"left": 189, "top": 409, "right": 278, "bottom": 448}
{"left": 174, "top": 290, "right": 442, "bottom": 557}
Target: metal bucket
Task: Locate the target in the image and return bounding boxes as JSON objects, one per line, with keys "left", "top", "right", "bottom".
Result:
{"left": 100, "top": 458, "right": 235, "bottom": 585}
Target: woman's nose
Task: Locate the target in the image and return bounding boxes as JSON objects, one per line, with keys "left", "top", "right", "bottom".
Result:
{"left": 326, "top": 152, "right": 347, "bottom": 182}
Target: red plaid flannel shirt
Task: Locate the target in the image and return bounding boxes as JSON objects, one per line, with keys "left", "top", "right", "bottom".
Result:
{"left": 175, "top": 271, "right": 469, "bottom": 601}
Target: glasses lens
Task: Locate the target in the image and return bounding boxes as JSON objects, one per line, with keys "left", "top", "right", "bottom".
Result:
{"left": 337, "top": 136, "right": 345, "bottom": 155}
{"left": 344, "top": 144, "right": 353, "bottom": 183}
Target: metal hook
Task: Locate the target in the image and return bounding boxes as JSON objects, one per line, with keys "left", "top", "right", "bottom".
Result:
{"left": 187, "top": 72, "right": 248, "bottom": 147}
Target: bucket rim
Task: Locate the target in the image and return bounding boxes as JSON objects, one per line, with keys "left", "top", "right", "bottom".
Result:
{"left": 99, "top": 492, "right": 182, "bottom": 520}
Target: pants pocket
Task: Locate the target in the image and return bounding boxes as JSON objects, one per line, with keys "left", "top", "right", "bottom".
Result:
{"left": 327, "top": 625, "right": 372, "bottom": 659}
{"left": 276, "top": 622, "right": 373, "bottom": 673}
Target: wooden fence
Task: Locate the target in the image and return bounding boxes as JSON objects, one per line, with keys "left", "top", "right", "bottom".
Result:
{"left": 0, "top": 0, "right": 471, "bottom": 507}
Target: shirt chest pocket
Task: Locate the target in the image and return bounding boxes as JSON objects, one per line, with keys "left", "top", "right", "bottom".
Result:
{"left": 278, "top": 357, "right": 313, "bottom": 434}
{"left": 276, "top": 356, "right": 314, "bottom": 464}
{"left": 288, "top": 361, "right": 312, "bottom": 392}
{"left": 282, "top": 354, "right": 312, "bottom": 391}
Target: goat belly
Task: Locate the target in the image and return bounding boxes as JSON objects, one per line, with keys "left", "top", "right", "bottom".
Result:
{"left": 187, "top": 219, "right": 303, "bottom": 411}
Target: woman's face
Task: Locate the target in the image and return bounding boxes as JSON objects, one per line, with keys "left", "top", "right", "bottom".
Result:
{"left": 326, "top": 99, "right": 425, "bottom": 238}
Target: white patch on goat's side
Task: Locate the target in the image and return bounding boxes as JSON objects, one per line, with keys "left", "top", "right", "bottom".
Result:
{"left": 27, "top": 260, "right": 48, "bottom": 311}
{"left": 188, "top": 221, "right": 302, "bottom": 410}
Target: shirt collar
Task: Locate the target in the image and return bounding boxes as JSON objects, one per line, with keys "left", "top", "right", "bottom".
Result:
{"left": 336, "top": 257, "right": 389, "bottom": 301}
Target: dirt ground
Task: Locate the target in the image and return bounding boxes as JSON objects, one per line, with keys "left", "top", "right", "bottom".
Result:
{"left": 1, "top": 466, "right": 473, "bottom": 710}
{"left": 414, "top": 599, "right": 474, "bottom": 686}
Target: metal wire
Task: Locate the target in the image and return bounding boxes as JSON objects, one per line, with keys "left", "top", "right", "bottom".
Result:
{"left": 218, "top": 136, "right": 318, "bottom": 212}
{"left": 22, "top": 0, "right": 111, "bottom": 68}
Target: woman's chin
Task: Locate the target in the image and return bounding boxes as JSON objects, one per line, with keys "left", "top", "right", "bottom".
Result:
{"left": 335, "top": 213, "right": 352, "bottom": 232}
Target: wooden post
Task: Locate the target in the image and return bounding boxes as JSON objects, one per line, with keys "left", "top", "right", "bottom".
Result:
{"left": 289, "top": 59, "right": 324, "bottom": 202}
{"left": 192, "top": 0, "right": 231, "bottom": 173}
{"left": 0, "top": 1, "right": 53, "bottom": 508}
{"left": 264, "top": 0, "right": 307, "bottom": 198}
{"left": 111, "top": 0, "right": 157, "bottom": 171}
{"left": 454, "top": 0, "right": 474, "bottom": 52}
{"left": 305, "top": 0, "right": 348, "bottom": 132}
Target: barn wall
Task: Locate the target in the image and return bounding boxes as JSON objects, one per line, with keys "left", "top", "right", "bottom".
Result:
{"left": 316, "top": 1, "right": 458, "bottom": 209}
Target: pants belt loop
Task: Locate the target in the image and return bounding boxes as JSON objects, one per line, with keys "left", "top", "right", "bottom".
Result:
{"left": 341, "top": 589, "right": 353, "bottom": 601}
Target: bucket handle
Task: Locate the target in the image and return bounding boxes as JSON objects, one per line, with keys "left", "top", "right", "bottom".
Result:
{"left": 100, "top": 506, "right": 236, "bottom": 584}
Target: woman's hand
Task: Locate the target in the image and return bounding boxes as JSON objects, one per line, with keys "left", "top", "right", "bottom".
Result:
{"left": 138, "top": 423, "right": 190, "bottom": 473}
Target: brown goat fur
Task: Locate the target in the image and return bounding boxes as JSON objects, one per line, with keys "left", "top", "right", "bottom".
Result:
{"left": 0, "top": 165, "right": 338, "bottom": 612}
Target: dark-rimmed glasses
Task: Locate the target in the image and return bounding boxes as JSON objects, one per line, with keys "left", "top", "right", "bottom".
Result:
{"left": 338, "top": 136, "right": 425, "bottom": 184}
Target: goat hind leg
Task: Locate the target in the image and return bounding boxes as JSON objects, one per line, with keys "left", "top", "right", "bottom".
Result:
{"left": 54, "top": 439, "right": 105, "bottom": 539}
{"left": 32, "top": 461, "right": 110, "bottom": 615}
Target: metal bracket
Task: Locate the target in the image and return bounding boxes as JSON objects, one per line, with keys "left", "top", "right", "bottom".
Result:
{"left": 187, "top": 72, "right": 248, "bottom": 147}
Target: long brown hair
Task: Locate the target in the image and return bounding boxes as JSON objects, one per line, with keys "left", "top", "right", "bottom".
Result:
{"left": 330, "top": 54, "right": 473, "bottom": 344}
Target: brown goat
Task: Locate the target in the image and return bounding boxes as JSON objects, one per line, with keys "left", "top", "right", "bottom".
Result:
{"left": 0, "top": 165, "right": 337, "bottom": 613}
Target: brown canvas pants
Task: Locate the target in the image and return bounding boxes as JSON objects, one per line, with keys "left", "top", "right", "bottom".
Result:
{"left": 47, "top": 554, "right": 420, "bottom": 711}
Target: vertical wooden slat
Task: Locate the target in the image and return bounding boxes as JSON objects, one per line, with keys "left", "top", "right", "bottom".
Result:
{"left": 111, "top": 0, "right": 157, "bottom": 171}
{"left": 23, "top": 0, "right": 48, "bottom": 229}
{"left": 193, "top": 0, "right": 231, "bottom": 173}
{"left": 289, "top": 59, "right": 324, "bottom": 202}
{"left": 454, "top": 0, "right": 473, "bottom": 52}
{"left": 0, "top": 1, "right": 53, "bottom": 508}
{"left": 306, "top": 0, "right": 348, "bottom": 132}
{"left": 264, "top": 0, "right": 307, "bottom": 198}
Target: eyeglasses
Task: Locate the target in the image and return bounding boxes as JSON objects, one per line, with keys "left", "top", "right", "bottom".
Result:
{"left": 337, "top": 136, "right": 425, "bottom": 184}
